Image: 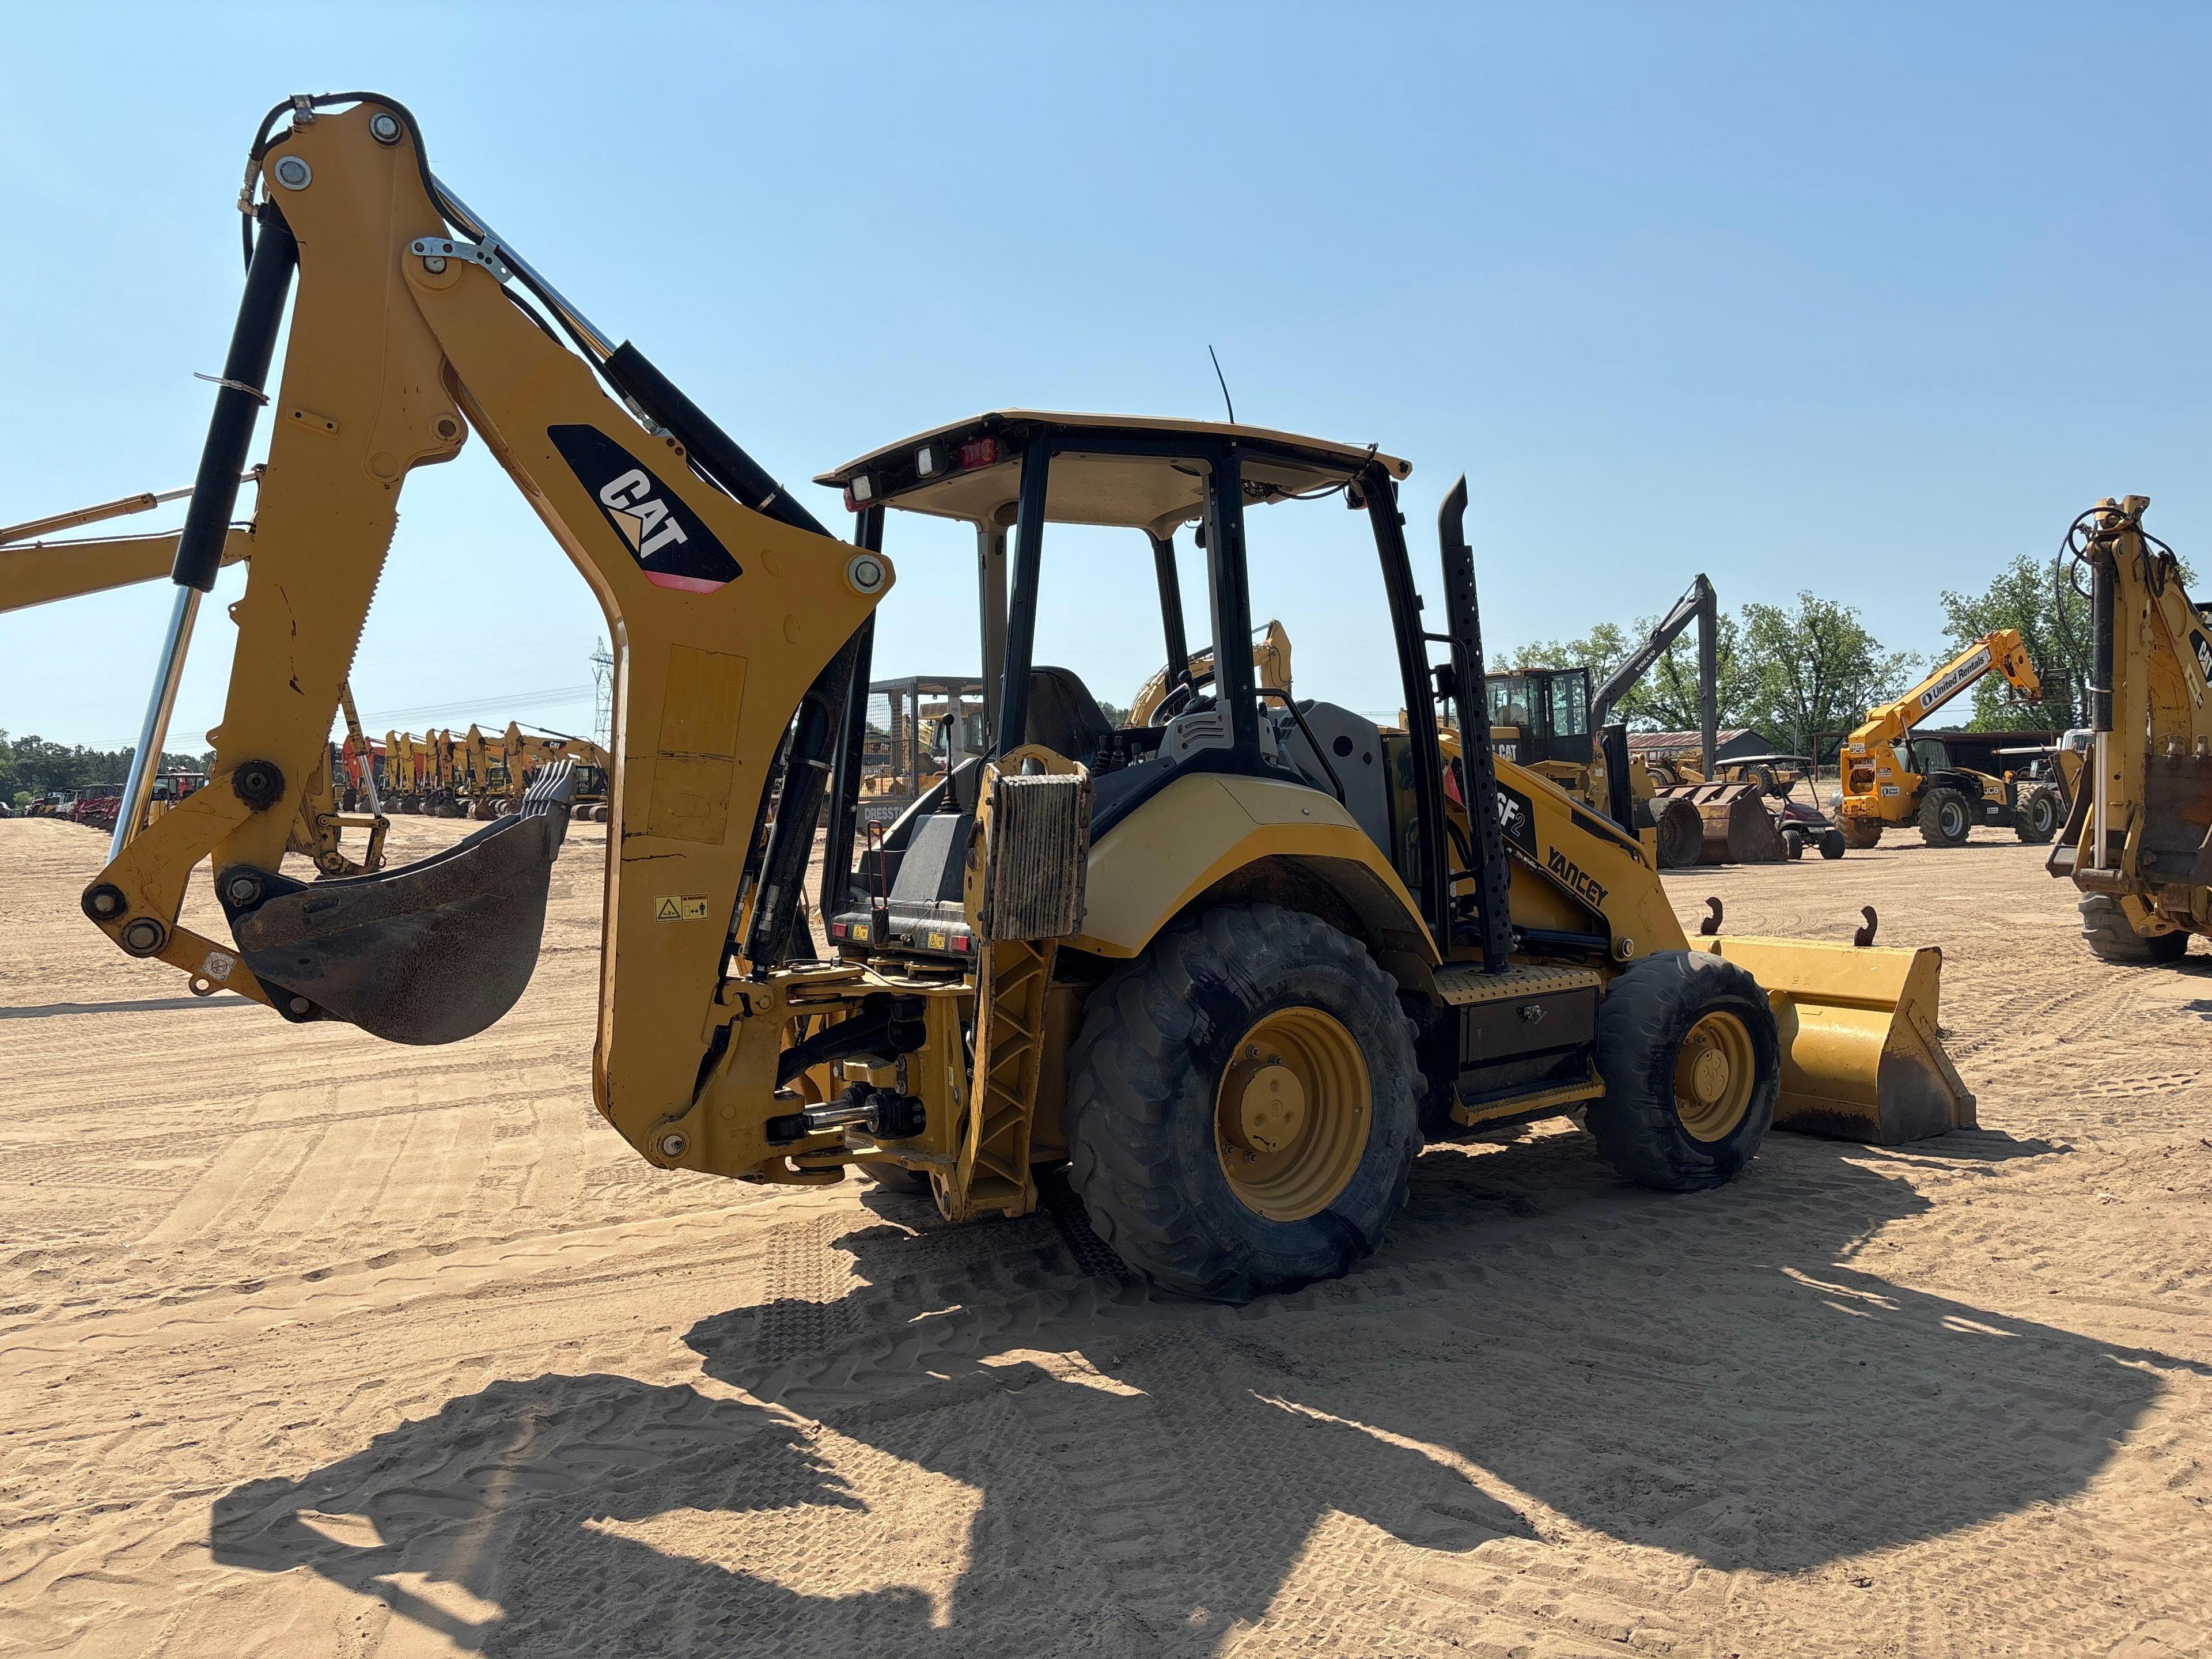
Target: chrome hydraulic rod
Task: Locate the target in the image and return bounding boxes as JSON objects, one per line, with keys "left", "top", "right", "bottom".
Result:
{"left": 109, "top": 585, "right": 202, "bottom": 859}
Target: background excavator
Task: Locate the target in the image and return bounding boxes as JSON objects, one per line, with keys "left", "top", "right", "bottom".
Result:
{"left": 1837, "top": 630, "right": 2057, "bottom": 849}
{"left": 73, "top": 94, "right": 1974, "bottom": 1301}
{"left": 2, "top": 479, "right": 387, "bottom": 874}
{"left": 2050, "top": 496, "right": 2212, "bottom": 963}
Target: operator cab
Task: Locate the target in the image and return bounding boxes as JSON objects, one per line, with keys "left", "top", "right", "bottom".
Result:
{"left": 810, "top": 411, "right": 1436, "bottom": 961}
{"left": 1484, "top": 667, "right": 1592, "bottom": 767}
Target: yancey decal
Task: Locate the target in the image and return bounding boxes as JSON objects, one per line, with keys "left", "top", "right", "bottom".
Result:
{"left": 1546, "top": 846, "right": 1608, "bottom": 909}
{"left": 548, "top": 425, "right": 743, "bottom": 593}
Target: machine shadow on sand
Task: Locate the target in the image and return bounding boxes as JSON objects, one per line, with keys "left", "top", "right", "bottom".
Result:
{"left": 212, "top": 1131, "right": 2204, "bottom": 1656}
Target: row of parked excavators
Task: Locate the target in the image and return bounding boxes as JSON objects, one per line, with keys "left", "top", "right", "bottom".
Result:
{"left": 353, "top": 724, "right": 611, "bottom": 822}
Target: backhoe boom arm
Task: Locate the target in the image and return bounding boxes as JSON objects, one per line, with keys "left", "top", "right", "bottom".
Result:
{"left": 78, "top": 96, "right": 892, "bottom": 1185}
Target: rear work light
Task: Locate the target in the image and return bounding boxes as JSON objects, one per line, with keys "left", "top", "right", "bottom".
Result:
{"left": 956, "top": 437, "right": 999, "bottom": 471}
{"left": 842, "top": 472, "right": 874, "bottom": 513}
{"left": 916, "top": 444, "right": 940, "bottom": 478}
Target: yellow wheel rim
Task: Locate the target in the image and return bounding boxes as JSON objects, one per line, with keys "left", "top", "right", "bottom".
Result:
{"left": 1215, "top": 1006, "right": 1371, "bottom": 1221}
{"left": 1673, "top": 1010, "right": 1755, "bottom": 1142}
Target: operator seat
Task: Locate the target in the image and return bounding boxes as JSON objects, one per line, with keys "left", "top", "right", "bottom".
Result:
{"left": 1022, "top": 665, "right": 1115, "bottom": 762}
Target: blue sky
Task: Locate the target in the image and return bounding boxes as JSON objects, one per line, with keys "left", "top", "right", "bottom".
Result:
{"left": 3, "top": 2, "right": 2207, "bottom": 747}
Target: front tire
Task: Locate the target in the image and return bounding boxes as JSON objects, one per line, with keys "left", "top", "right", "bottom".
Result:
{"left": 1840, "top": 815, "right": 1884, "bottom": 850}
{"left": 1065, "top": 903, "right": 1423, "bottom": 1302}
{"left": 2014, "top": 786, "right": 2059, "bottom": 844}
{"left": 2080, "top": 894, "right": 2189, "bottom": 964}
{"left": 1819, "top": 828, "right": 1847, "bottom": 859}
{"left": 1587, "top": 952, "right": 1778, "bottom": 1192}
{"left": 1918, "top": 786, "right": 1972, "bottom": 847}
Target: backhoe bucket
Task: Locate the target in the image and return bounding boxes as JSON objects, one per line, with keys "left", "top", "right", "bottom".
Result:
{"left": 1695, "top": 935, "right": 1975, "bottom": 1144}
{"left": 221, "top": 764, "right": 576, "bottom": 1046}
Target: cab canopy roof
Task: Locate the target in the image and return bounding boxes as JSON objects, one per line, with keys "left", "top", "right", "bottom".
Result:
{"left": 816, "top": 411, "right": 1411, "bottom": 539}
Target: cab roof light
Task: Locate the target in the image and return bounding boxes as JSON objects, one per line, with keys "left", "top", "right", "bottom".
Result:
{"left": 916, "top": 444, "right": 940, "bottom": 478}
{"left": 842, "top": 472, "right": 874, "bottom": 513}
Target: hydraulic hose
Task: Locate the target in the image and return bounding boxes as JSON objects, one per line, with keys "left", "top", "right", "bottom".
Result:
{"left": 174, "top": 201, "right": 296, "bottom": 592}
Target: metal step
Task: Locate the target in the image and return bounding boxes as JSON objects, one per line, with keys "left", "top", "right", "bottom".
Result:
{"left": 1434, "top": 960, "right": 1601, "bottom": 1006}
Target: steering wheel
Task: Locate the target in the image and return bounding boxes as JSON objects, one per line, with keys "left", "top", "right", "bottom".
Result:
{"left": 1150, "top": 669, "right": 1215, "bottom": 726}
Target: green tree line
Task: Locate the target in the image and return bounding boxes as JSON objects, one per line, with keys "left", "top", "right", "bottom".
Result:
{"left": 0, "top": 732, "right": 211, "bottom": 811}
{"left": 1509, "top": 550, "right": 2135, "bottom": 760}
{"left": 1509, "top": 592, "right": 1921, "bottom": 763}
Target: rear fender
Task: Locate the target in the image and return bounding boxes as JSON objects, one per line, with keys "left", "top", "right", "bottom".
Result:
{"left": 1067, "top": 771, "right": 1438, "bottom": 986}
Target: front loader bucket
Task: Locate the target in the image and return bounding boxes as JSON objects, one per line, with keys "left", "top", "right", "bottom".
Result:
{"left": 221, "top": 763, "right": 576, "bottom": 1046}
{"left": 1695, "top": 935, "right": 1975, "bottom": 1144}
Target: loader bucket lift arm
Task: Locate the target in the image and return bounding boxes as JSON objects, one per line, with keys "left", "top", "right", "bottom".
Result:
{"left": 79, "top": 97, "right": 888, "bottom": 1165}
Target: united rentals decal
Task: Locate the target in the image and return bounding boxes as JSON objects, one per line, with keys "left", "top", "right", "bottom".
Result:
{"left": 1918, "top": 646, "right": 1990, "bottom": 713}
{"left": 548, "top": 425, "right": 743, "bottom": 593}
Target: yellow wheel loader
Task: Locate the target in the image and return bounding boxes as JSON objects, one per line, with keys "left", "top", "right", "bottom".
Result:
{"left": 2049, "top": 497, "right": 2212, "bottom": 963}
{"left": 76, "top": 94, "right": 1973, "bottom": 1300}
{"left": 2, "top": 480, "right": 386, "bottom": 874}
{"left": 1837, "top": 630, "right": 2054, "bottom": 849}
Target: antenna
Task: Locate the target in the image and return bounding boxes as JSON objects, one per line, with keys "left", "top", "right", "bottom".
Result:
{"left": 1208, "top": 344, "right": 1236, "bottom": 425}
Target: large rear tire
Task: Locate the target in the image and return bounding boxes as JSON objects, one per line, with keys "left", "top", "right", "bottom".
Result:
{"left": 2014, "top": 785, "right": 2059, "bottom": 844}
{"left": 1918, "top": 786, "right": 1972, "bottom": 847}
{"left": 2080, "top": 895, "right": 2189, "bottom": 965}
{"left": 1065, "top": 903, "right": 1423, "bottom": 1302}
{"left": 1587, "top": 952, "right": 1778, "bottom": 1192}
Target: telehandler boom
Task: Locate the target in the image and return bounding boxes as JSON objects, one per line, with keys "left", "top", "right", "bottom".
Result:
{"left": 1838, "top": 630, "right": 2056, "bottom": 849}
{"left": 75, "top": 95, "right": 1974, "bottom": 1299}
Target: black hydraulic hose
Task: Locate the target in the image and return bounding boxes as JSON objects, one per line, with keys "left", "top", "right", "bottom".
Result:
{"left": 819, "top": 520, "right": 881, "bottom": 921}
{"left": 174, "top": 201, "right": 296, "bottom": 592}
{"left": 602, "top": 343, "right": 828, "bottom": 537}
{"left": 746, "top": 628, "right": 864, "bottom": 969}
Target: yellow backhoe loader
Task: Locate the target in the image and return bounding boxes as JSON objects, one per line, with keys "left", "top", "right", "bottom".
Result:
{"left": 75, "top": 95, "right": 1973, "bottom": 1300}
{"left": 2049, "top": 497, "right": 2212, "bottom": 962}
{"left": 2, "top": 481, "right": 386, "bottom": 873}
{"left": 1838, "top": 631, "right": 2056, "bottom": 848}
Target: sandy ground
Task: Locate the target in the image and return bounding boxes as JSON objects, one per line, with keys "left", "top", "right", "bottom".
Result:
{"left": 2, "top": 815, "right": 2208, "bottom": 1659}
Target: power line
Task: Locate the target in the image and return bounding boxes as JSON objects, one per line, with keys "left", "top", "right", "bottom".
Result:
{"left": 353, "top": 684, "right": 596, "bottom": 727}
